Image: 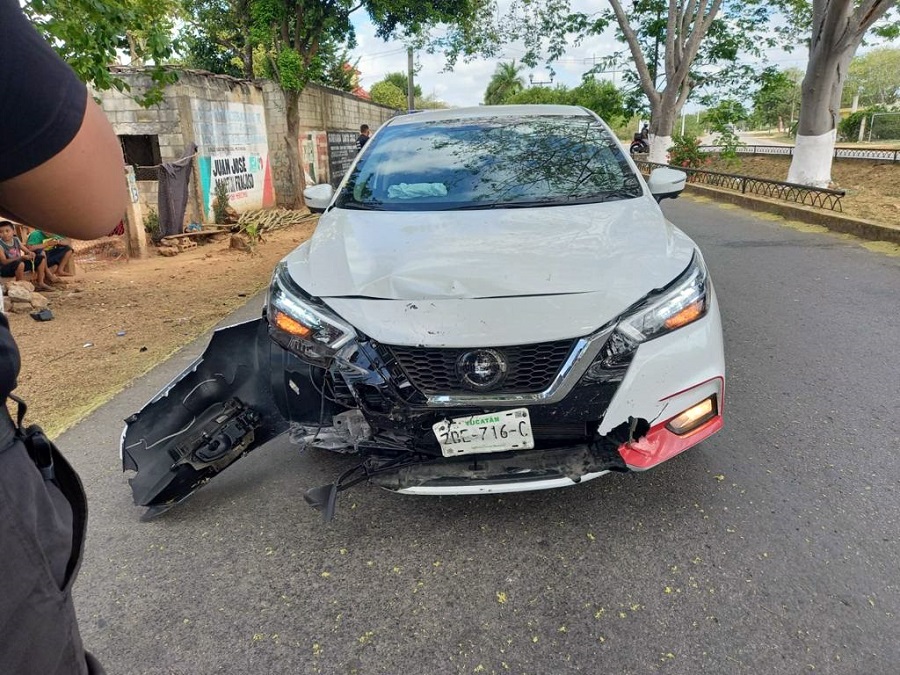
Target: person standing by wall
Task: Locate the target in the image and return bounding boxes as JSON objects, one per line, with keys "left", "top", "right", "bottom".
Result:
{"left": 0, "top": 0, "right": 128, "bottom": 672}
{"left": 356, "top": 124, "right": 371, "bottom": 151}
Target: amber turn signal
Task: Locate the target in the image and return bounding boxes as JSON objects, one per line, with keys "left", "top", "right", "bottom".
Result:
{"left": 666, "top": 395, "right": 717, "bottom": 435}
{"left": 663, "top": 300, "right": 705, "bottom": 330}
{"left": 274, "top": 310, "right": 313, "bottom": 338}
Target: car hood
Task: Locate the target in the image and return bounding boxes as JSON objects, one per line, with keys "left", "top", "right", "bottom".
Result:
{"left": 284, "top": 197, "right": 697, "bottom": 346}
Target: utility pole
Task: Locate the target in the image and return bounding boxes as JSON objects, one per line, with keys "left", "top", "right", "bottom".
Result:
{"left": 407, "top": 48, "right": 415, "bottom": 112}
{"left": 529, "top": 73, "right": 554, "bottom": 86}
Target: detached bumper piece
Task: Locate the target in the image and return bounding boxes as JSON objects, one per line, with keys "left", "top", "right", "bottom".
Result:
{"left": 304, "top": 438, "right": 628, "bottom": 521}
{"left": 123, "top": 319, "right": 290, "bottom": 520}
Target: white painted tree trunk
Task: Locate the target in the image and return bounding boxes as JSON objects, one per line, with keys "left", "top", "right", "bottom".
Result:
{"left": 648, "top": 135, "right": 671, "bottom": 164}
{"left": 786, "top": 0, "right": 895, "bottom": 186}
{"left": 787, "top": 130, "right": 836, "bottom": 187}
{"left": 786, "top": 47, "right": 851, "bottom": 187}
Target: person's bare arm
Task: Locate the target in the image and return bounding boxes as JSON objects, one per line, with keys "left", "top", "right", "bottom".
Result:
{"left": 0, "top": 92, "right": 126, "bottom": 240}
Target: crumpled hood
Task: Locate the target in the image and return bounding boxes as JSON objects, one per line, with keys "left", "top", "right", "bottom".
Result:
{"left": 283, "top": 197, "right": 698, "bottom": 346}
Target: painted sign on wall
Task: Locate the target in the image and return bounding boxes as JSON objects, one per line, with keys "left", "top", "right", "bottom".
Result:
{"left": 191, "top": 100, "right": 275, "bottom": 220}
{"left": 326, "top": 131, "right": 360, "bottom": 187}
{"left": 301, "top": 130, "right": 329, "bottom": 186}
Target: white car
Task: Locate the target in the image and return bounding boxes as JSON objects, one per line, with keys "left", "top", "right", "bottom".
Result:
{"left": 122, "top": 105, "right": 725, "bottom": 520}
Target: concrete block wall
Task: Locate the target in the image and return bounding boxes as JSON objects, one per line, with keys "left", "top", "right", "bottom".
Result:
{"left": 136, "top": 180, "right": 159, "bottom": 222}
{"left": 99, "top": 69, "right": 401, "bottom": 214}
{"left": 96, "top": 75, "right": 184, "bottom": 162}
{"left": 262, "top": 81, "right": 296, "bottom": 207}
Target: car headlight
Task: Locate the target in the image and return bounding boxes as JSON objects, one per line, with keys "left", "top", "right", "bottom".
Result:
{"left": 617, "top": 251, "right": 709, "bottom": 343}
{"left": 266, "top": 262, "right": 355, "bottom": 362}
{"left": 583, "top": 252, "right": 709, "bottom": 383}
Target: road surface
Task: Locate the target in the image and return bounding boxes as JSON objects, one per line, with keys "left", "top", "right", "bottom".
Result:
{"left": 60, "top": 196, "right": 900, "bottom": 674}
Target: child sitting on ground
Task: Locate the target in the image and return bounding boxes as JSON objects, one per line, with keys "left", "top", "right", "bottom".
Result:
{"left": 26, "top": 227, "right": 75, "bottom": 277}
{"left": 0, "top": 220, "right": 54, "bottom": 291}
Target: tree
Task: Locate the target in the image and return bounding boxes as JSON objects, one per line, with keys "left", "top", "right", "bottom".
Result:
{"left": 180, "top": 0, "right": 254, "bottom": 78}
{"left": 414, "top": 94, "right": 450, "bottom": 109}
{"left": 843, "top": 47, "right": 900, "bottom": 108}
{"left": 785, "top": 1, "right": 898, "bottom": 187}
{"left": 379, "top": 71, "right": 423, "bottom": 99}
{"left": 22, "top": 0, "right": 178, "bottom": 104}
{"left": 505, "top": 0, "right": 771, "bottom": 163}
{"left": 186, "top": 0, "right": 491, "bottom": 207}
{"left": 484, "top": 60, "right": 525, "bottom": 104}
{"left": 569, "top": 77, "right": 625, "bottom": 122}
{"left": 370, "top": 81, "right": 407, "bottom": 109}
{"left": 704, "top": 98, "right": 748, "bottom": 128}
{"left": 507, "top": 84, "right": 569, "bottom": 105}
{"left": 751, "top": 67, "right": 801, "bottom": 131}
{"left": 316, "top": 48, "right": 360, "bottom": 91}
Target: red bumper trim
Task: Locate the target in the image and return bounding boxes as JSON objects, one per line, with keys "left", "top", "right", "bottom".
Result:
{"left": 617, "top": 415, "right": 723, "bottom": 471}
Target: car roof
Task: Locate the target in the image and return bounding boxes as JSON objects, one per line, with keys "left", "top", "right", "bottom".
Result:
{"left": 387, "top": 104, "right": 593, "bottom": 126}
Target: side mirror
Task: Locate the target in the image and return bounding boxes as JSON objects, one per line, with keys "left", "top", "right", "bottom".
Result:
{"left": 303, "top": 184, "right": 335, "bottom": 212}
{"left": 647, "top": 167, "right": 687, "bottom": 202}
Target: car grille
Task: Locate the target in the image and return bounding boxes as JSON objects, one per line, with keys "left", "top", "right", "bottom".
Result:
{"left": 383, "top": 340, "right": 577, "bottom": 395}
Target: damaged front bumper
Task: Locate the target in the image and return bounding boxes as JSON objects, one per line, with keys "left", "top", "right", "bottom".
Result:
{"left": 121, "top": 295, "right": 724, "bottom": 521}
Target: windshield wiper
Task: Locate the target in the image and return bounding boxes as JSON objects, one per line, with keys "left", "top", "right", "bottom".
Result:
{"left": 448, "top": 192, "right": 640, "bottom": 211}
{"left": 339, "top": 202, "right": 386, "bottom": 211}
{"left": 592, "top": 188, "right": 642, "bottom": 203}
{"left": 449, "top": 198, "right": 571, "bottom": 211}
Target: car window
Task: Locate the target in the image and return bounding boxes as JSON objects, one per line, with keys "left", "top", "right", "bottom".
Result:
{"left": 336, "top": 115, "right": 642, "bottom": 211}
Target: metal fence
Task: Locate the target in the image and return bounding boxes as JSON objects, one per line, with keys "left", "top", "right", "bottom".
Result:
{"left": 698, "top": 144, "right": 900, "bottom": 163}
{"left": 636, "top": 161, "right": 846, "bottom": 212}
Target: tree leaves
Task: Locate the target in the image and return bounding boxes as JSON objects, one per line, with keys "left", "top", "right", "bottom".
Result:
{"left": 23, "top": 0, "right": 179, "bottom": 104}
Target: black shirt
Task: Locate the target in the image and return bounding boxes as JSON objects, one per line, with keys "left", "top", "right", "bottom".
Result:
{"left": 356, "top": 133, "right": 369, "bottom": 151}
{"left": 0, "top": 0, "right": 88, "bottom": 400}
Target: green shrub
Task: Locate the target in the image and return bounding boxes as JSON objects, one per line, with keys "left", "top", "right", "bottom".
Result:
{"left": 213, "top": 181, "right": 230, "bottom": 224}
{"left": 838, "top": 106, "right": 890, "bottom": 142}
{"left": 143, "top": 208, "right": 160, "bottom": 241}
{"left": 712, "top": 126, "right": 743, "bottom": 162}
{"left": 668, "top": 135, "right": 709, "bottom": 168}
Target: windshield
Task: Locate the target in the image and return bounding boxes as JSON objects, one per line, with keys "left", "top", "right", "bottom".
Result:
{"left": 334, "top": 114, "right": 642, "bottom": 211}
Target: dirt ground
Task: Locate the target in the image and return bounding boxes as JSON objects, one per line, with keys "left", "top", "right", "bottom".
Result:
{"left": 5, "top": 221, "right": 317, "bottom": 437}
{"left": 6, "top": 155, "right": 898, "bottom": 438}
{"left": 705, "top": 155, "right": 900, "bottom": 225}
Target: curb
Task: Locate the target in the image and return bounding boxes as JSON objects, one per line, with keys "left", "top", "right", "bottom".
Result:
{"left": 683, "top": 183, "right": 900, "bottom": 245}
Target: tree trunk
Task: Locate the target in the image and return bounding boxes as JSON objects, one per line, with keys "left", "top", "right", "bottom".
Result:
{"left": 787, "top": 48, "right": 854, "bottom": 187}
{"left": 126, "top": 32, "right": 143, "bottom": 67}
{"left": 243, "top": 43, "right": 254, "bottom": 79}
{"left": 786, "top": 0, "right": 895, "bottom": 187}
{"left": 647, "top": 91, "right": 680, "bottom": 164}
{"left": 283, "top": 88, "right": 306, "bottom": 209}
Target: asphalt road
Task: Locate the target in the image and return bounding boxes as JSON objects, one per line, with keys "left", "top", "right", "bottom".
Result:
{"left": 62, "top": 196, "right": 900, "bottom": 674}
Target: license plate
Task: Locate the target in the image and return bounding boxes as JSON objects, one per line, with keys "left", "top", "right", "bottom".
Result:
{"left": 433, "top": 408, "right": 534, "bottom": 457}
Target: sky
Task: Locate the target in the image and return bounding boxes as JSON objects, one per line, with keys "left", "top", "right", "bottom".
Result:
{"left": 348, "top": 4, "right": 816, "bottom": 111}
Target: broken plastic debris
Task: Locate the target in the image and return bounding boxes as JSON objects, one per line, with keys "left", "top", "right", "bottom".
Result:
{"left": 116, "top": 330, "right": 126, "bottom": 337}
{"left": 83, "top": 342, "right": 93, "bottom": 348}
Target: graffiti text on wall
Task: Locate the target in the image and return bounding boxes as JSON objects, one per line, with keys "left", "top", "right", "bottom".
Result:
{"left": 191, "top": 99, "right": 274, "bottom": 218}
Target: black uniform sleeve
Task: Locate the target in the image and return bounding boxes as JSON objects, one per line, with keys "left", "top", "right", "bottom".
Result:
{"left": 0, "top": 0, "right": 88, "bottom": 182}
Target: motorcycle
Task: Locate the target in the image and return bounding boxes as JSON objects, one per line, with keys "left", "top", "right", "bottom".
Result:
{"left": 630, "top": 132, "right": 649, "bottom": 156}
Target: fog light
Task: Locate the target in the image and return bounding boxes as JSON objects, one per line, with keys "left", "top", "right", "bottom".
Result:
{"left": 666, "top": 396, "right": 717, "bottom": 435}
